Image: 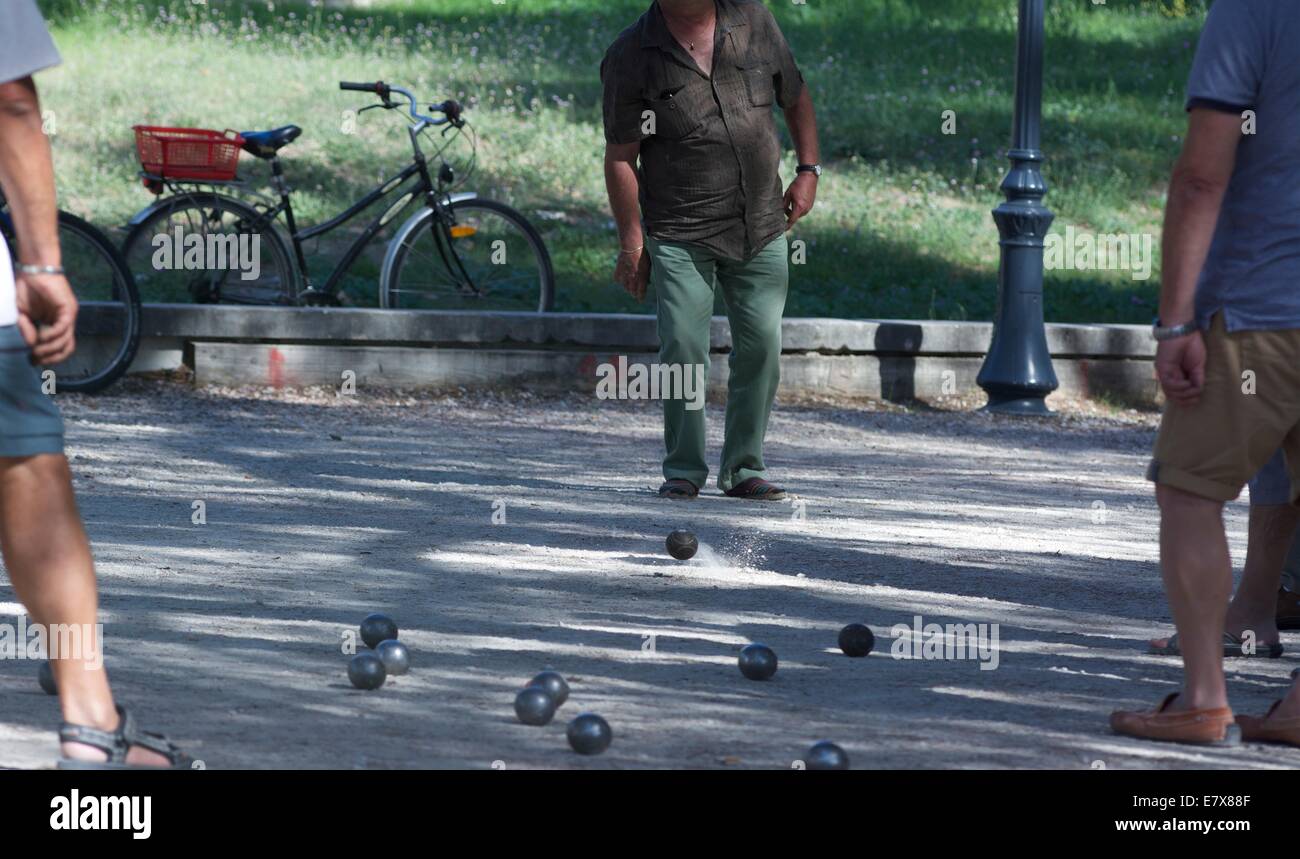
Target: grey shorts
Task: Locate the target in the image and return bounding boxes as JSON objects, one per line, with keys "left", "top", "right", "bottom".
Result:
{"left": 0, "top": 324, "right": 64, "bottom": 457}
{"left": 1248, "top": 448, "right": 1292, "bottom": 506}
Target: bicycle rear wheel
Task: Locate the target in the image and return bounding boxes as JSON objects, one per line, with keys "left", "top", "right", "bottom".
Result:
{"left": 121, "top": 191, "right": 297, "bottom": 305}
{"left": 0, "top": 212, "right": 141, "bottom": 393}
{"left": 382, "top": 198, "right": 554, "bottom": 312}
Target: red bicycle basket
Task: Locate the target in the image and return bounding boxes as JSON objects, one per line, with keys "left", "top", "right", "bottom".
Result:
{"left": 133, "top": 126, "right": 245, "bottom": 181}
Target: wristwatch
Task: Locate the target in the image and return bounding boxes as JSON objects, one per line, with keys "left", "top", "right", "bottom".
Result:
{"left": 1152, "top": 317, "right": 1198, "bottom": 341}
{"left": 796, "top": 163, "right": 822, "bottom": 177}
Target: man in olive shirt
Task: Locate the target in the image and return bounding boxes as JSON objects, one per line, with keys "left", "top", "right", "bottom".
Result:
{"left": 602, "top": 0, "right": 820, "bottom": 500}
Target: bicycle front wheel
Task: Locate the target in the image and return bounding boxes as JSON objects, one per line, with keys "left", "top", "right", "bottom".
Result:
{"left": 0, "top": 212, "right": 141, "bottom": 394}
{"left": 382, "top": 198, "right": 555, "bottom": 312}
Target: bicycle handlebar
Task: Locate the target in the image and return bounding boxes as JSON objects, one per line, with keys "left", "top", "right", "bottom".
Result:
{"left": 338, "top": 81, "right": 464, "bottom": 128}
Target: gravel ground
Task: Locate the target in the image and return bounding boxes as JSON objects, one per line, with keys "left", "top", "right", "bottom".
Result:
{"left": 0, "top": 379, "right": 1295, "bottom": 770}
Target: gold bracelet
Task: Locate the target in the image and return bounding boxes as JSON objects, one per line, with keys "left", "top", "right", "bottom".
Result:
{"left": 618, "top": 245, "right": 644, "bottom": 255}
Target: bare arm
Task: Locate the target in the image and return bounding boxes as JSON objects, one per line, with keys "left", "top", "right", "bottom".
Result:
{"left": 1159, "top": 108, "right": 1241, "bottom": 326}
{"left": 0, "top": 78, "right": 59, "bottom": 267}
{"left": 0, "top": 76, "right": 75, "bottom": 363}
{"left": 781, "top": 85, "right": 819, "bottom": 230}
{"left": 782, "top": 85, "right": 819, "bottom": 168}
{"left": 1155, "top": 107, "right": 1243, "bottom": 406}
{"left": 604, "top": 142, "right": 643, "bottom": 251}
{"left": 604, "top": 141, "right": 649, "bottom": 301}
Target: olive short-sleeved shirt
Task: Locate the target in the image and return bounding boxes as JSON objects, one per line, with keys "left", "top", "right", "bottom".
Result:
{"left": 601, "top": 0, "right": 805, "bottom": 262}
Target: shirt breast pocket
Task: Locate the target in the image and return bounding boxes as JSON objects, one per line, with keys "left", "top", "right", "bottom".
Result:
{"left": 645, "top": 92, "right": 703, "bottom": 140}
{"left": 738, "top": 63, "right": 775, "bottom": 108}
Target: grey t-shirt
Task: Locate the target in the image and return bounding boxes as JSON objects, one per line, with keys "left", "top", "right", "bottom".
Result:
{"left": 0, "top": 0, "right": 61, "bottom": 327}
{"left": 0, "top": 0, "right": 61, "bottom": 85}
{"left": 1186, "top": 0, "right": 1300, "bottom": 332}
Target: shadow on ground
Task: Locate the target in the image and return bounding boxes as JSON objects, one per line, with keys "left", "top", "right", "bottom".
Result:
{"left": 0, "top": 381, "right": 1291, "bottom": 769}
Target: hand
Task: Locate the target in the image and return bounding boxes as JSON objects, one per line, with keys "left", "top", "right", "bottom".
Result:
{"left": 1154, "top": 330, "right": 1206, "bottom": 407}
{"left": 613, "top": 246, "right": 650, "bottom": 302}
{"left": 783, "top": 172, "right": 817, "bottom": 230}
{"left": 15, "top": 271, "right": 78, "bottom": 365}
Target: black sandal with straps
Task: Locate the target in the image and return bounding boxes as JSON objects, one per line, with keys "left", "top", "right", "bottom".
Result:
{"left": 58, "top": 706, "right": 193, "bottom": 770}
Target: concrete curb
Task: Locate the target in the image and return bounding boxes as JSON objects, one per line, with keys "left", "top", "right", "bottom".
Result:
{"left": 126, "top": 305, "right": 1154, "bottom": 357}
{"left": 90, "top": 305, "right": 1157, "bottom": 404}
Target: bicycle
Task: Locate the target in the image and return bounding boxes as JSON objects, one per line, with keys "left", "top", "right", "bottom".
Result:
{"left": 0, "top": 191, "right": 142, "bottom": 393}
{"left": 120, "top": 81, "right": 555, "bottom": 312}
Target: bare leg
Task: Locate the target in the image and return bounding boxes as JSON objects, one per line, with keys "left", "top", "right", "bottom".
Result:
{"left": 0, "top": 453, "right": 167, "bottom": 766}
{"left": 1157, "top": 484, "right": 1232, "bottom": 711}
{"left": 1222, "top": 503, "right": 1298, "bottom": 646}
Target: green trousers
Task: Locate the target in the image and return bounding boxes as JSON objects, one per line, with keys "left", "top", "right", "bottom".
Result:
{"left": 648, "top": 233, "right": 789, "bottom": 492}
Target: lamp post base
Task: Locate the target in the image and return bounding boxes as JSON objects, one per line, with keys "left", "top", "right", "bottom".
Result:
{"left": 980, "top": 395, "right": 1054, "bottom": 416}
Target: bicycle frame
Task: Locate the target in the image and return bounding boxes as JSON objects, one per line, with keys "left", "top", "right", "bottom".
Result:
{"left": 132, "top": 116, "right": 478, "bottom": 303}
{"left": 276, "top": 155, "right": 429, "bottom": 299}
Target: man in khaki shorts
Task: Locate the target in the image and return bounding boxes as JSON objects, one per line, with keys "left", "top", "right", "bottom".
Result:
{"left": 1110, "top": 0, "right": 1300, "bottom": 747}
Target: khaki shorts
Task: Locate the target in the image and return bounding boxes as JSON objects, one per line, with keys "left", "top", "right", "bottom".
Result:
{"left": 1148, "top": 313, "right": 1300, "bottom": 505}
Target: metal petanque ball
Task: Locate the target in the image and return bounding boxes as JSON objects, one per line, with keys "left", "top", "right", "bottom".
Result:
{"left": 514, "top": 686, "right": 557, "bottom": 726}
{"left": 805, "top": 741, "right": 850, "bottom": 770}
{"left": 375, "top": 640, "right": 410, "bottom": 676}
{"left": 738, "top": 643, "right": 778, "bottom": 681}
{"left": 566, "top": 713, "right": 612, "bottom": 755}
{"left": 665, "top": 530, "right": 698, "bottom": 561}
{"left": 837, "top": 623, "right": 875, "bottom": 658}
{"left": 348, "top": 651, "right": 387, "bottom": 690}
{"left": 38, "top": 660, "right": 57, "bottom": 696}
{"left": 360, "top": 613, "right": 399, "bottom": 649}
{"left": 528, "top": 670, "right": 569, "bottom": 707}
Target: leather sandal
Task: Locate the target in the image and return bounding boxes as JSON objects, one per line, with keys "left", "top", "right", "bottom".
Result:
{"left": 58, "top": 705, "right": 194, "bottom": 769}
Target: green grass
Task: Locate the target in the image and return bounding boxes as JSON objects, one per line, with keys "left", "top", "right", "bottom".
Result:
{"left": 36, "top": 0, "right": 1207, "bottom": 320}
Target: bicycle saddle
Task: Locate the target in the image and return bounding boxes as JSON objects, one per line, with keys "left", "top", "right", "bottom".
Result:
{"left": 239, "top": 125, "right": 302, "bottom": 159}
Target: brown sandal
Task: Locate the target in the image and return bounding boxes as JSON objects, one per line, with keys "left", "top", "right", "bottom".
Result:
{"left": 1110, "top": 693, "right": 1240, "bottom": 746}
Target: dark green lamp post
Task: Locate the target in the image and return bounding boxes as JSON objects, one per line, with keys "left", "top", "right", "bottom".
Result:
{"left": 976, "top": 0, "right": 1058, "bottom": 415}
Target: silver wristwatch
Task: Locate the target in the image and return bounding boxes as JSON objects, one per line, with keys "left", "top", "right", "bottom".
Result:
{"left": 1152, "top": 318, "right": 1198, "bottom": 341}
